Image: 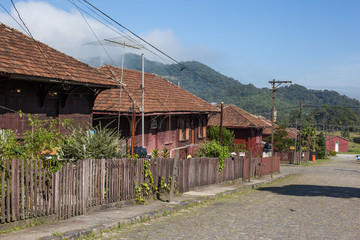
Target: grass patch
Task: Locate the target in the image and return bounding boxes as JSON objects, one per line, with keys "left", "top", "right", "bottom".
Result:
{"left": 0, "top": 218, "right": 47, "bottom": 234}
{"left": 52, "top": 231, "right": 63, "bottom": 237}
{"left": 256, "top": 175, "right": 295, "bottom": 189}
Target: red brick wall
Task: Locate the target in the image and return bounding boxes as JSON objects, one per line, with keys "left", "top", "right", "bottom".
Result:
{"left": 326, "top": 137, "right": 348, "bottom": 152}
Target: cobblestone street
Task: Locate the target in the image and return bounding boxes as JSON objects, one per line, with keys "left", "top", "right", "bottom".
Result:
{"left": 95, "top": 155, "right": 360, "bottom": 240}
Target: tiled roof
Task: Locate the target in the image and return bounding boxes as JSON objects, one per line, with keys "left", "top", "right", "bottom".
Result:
{"left": 93, "top": 65, "right": 220, "bottom": 114}
{"left": 285, "top": 128, "right": 299, "bottom": 140}
{"left": 258, "top": 116, "right": 275, "bottom": 135}
{"left": 208, "top": 104, "right": 269, "bottom": 128}
{"left": 260, "top": 116, "right": 299, "bottom": 139}
{"left": 325, "top": 135, "right": 349, "bottom": 142}
{"left": 0, "top": 23, "right": 118, "bottom": 87}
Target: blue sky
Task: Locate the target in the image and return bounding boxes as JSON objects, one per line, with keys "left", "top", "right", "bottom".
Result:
{"left": 1, "top": 0, "right": 360, "bottom": 100}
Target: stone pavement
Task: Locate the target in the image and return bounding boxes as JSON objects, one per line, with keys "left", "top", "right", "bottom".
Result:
{"left": 0, "top": 163, "right": 296, "bottom": 240}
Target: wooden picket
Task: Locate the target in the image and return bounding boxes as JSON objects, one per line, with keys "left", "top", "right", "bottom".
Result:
{"left": 0, "top": 155, "right": 275, "bottom": 225}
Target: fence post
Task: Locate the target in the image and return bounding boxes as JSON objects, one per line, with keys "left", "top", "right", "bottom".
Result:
{"left": 169, "top": 150, "right": 179, "bottom": 203}
{"left": 248, "top": 150, "right": 252, "bottom": 182}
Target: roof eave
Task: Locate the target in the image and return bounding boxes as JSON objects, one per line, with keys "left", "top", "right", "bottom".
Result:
{"left": 2, "top": 72, "right": 119, "bottom": 89}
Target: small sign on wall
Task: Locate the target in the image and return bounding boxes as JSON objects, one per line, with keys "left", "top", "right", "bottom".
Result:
{"left": 151, "top": 119, "right": 158, "bottom": 129}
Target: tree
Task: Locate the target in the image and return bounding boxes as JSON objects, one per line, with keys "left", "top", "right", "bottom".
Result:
{"left": 207, "top": 126, "right": 234, "bottom": 147}
{"left": 316, "top": 133, "right": 326, "bottom": 159}
{"left": 263, "top": 126, "right": 293, "bottom": 152}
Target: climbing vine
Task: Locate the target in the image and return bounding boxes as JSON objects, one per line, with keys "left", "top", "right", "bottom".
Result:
{"left": 134, "top": 159, "right": 175, "bottom": 204}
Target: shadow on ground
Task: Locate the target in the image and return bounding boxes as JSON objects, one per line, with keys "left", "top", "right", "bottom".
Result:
{"left": 258, "top": 185, "right": 360, "bottom": 199}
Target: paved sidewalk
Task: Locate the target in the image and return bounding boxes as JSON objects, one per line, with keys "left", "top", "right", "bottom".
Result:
{"left": 0, "top": 170, "right": 296, "bottom": 240}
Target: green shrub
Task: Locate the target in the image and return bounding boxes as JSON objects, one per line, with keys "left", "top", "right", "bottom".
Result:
{"left": 207, "top": 126, "right": 234, "bottom": 147}
{"left": 194, "top": 140, "right": 230, "bottom": 173}
{"left": 330, "top": 150, "right": 337, "bottom": 156}
{"left": 23, "top": 115, "right": 65, "bottom": 160}
{"left": 62, "top": 124, "right": 126, "bottom": 160}
{"left": 0, "top": 129, "right": 22, "bottom": 162}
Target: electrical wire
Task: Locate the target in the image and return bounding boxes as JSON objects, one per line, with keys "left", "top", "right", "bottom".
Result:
{"left": 0, "top": 2, "right": 28, "bottom": 34}
{"left": 8, "top": 0, "right": 64, "bottom": 81}
{"left": 81, "top": 0, "right": 227, "bottom": 90}
{"left": 68, "top": 0, "right": 173, "bottom": 65}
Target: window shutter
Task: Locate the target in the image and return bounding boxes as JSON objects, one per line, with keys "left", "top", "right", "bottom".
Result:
{"left": 178, "top": 119, "right": 183, "bottom": 141}
{"left": 198, "top": 119, "right": 202, "bottom": 138}
{"left": 202, "top": 118, "right": 207, "bottom": 138}
{"left": 185, "top": 119, "right": 190, "bottom": 140}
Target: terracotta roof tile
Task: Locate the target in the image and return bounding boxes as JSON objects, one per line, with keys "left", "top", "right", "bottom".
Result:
{"left": 325, "top": 135, "right": 349, "bottom": 141}
{"left": 93, "top": 65, "right": 220, "bottom": 114}
{"left": 259, "top": 116, "right": 299, "bottom": 139}
{"left": 0, "top": 23, "right": 117, "bottom": 87}
{"left": 208, "top": 104, "right": 269, "bottom": 128}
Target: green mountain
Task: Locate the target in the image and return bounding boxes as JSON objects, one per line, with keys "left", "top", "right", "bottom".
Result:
{"left": 84, "top": 54, "right": 360, "bottom": 127}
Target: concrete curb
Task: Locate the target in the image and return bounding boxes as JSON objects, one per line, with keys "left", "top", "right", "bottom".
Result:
{"left": 40, "top": 173, "right": 292, "bottom": 240}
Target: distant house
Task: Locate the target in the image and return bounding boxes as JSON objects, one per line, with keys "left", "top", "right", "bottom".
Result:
{"left": 285, "top": 128, "right": 299, "bottom": 140}
{"left": 0, "top": 24, "right": 118, "bottom": 135}
{"left": 325, "top": 135, "right": 349, "bottom": 153}
{"left": 260, "top": 116, "right": 298, "bottom": 141}
{"left": 208, "top": 104, "right": 268, "bottom": 156}
{"left": 93, "top": 65, "right": 219, "bottom": 157}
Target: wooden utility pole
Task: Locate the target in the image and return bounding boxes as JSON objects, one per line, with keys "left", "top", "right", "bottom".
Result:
{"left": 269, "top": 79, "right": 292, "bottom": 178}
{"left": 131, "top": 100, "right": 136, "bottom": 157}
{"left": 298, "top": 100, "right": 303, "bottom": 164}
{"left": 219, "top": 102, "right": 224, "bottom": 146}
{"left": 141, "top": 53, "right": 145, "bottom": 148}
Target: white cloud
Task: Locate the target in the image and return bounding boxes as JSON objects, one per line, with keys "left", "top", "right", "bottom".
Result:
{"left": 0, "top": 1, "right": 116, "bottom": 59}
{"left": 0, "top": 1, "right": 217, "bottom": 66}
{"left": 143, "top": 29, "right": 217, "bottom": 64}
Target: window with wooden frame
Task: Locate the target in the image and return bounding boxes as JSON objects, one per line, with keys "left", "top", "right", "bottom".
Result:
{"left": 178, "top": 118, "right": 190, "bottom": 141}
{"left": 202, "top": 118, "right": 207, "bottom": 138}
{"left": 198, "top": 118, "right": 207, "bottom": 139}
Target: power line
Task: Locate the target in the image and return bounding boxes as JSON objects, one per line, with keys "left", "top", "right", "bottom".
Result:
{"left": 0, "top": 2, "right": 28, "bottom": 34}
{"left": 8, "top": 0, "right": 64, "bottom": 81}
{"left": 81, "top": 0, "right": 227, "bottom": 90}
{"left": 69, "top": 0, "right": 176, "bottom": 65}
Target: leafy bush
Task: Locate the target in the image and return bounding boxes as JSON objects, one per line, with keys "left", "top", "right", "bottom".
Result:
{"left": 353, "top": 137, "right": 360, "bottom": 144}
{"left": 330, "top": 150, "right": 337, "bottom": 156}
{"left": 22, "top": 115, "right": 65, "bottom": 159}
{"left": 194, "top": 140, "right": 230, "bottom": 173}
{"left": 62, "top": 125, "right": 126, "bottom": 160}
{"left": 207, "top": 126, "right": 234, "bottom": 147}
{"left": 0, "top": 129, "right": 22, "bottom": 160}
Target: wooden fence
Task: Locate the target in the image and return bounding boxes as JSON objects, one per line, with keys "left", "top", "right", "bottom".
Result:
{"left": 0, "top": 155, "right": 279, "bottom": 225}
{"left": 277, "top": 151, "right": 310, "bottom": 164}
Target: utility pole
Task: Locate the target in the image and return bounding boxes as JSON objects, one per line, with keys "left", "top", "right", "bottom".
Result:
{"left": 84, "top": 38, "right": 141, "bottom": 134}
{"left": 294, "top": 120, "right": 297, "bottom": 164}
{"left": 299, "top": 100, "right": 303, "bottom": 164}
{"left": 141, "top": 53, "right": 145, "bottom": 148}
{"left": 131, "top": 100, "right": 136, "bottom": 157}
{"left": 269, "top": 79, "right": 292, "bottom": 178}
{"left": 219, "top": 102, "right": 224, "bottom": 146}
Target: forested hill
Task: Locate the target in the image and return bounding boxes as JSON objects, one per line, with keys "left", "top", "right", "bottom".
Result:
{"left": 84, "top": 53, "right": 360, "bottom": 125}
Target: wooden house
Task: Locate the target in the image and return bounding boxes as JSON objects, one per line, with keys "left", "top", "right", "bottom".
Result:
{"left": 93, "top": 65, "right": 219, "bottom": 157}
{"left": 325, "top": 135, "right": 349, "bottom": 153}
{"left": 208, "top": 104, "right": 269, "bottom": 156}
{"left": 0, "top": 24, "right": 118, "bottom": 135}
{"left": 260, "top": 116, "right": 298, "bottom": 140}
